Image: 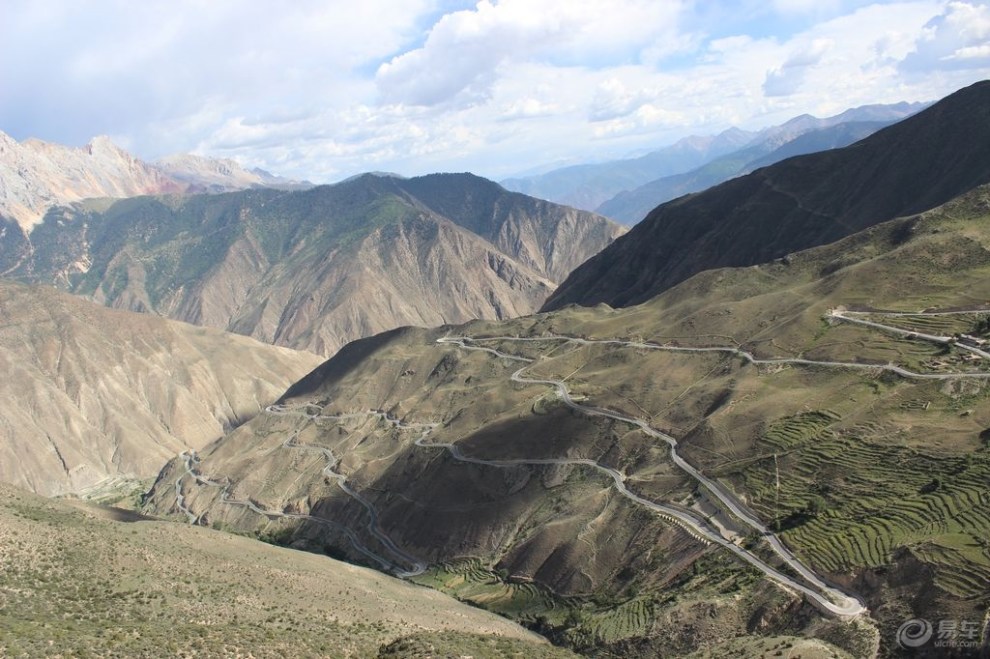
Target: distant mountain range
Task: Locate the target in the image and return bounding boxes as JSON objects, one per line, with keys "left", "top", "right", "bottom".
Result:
{"left": 502, "top": 101, "right": 928, "bottom": 223}
{"left": 597, "top": 117, "right": 902, "bottom": 224}
{"left": 6, "top": 173, "right": 623, "bottom": 355}
{"left": 544, "top": 82, "right": 990, "bottom": 310}
{"left": 500, "top": 128, "right": 753, "bottom": 212}
{"left": 0, "top": 131, "right": 308, "bottom": 231}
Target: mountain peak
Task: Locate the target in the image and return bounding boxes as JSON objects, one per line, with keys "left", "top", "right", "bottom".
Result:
{"left": 85, "top": 134, "right": 123, "bottom": 152}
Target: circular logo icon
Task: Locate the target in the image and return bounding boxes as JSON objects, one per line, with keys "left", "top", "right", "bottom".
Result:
{"left": 897, "top": 618, "right": 934, "bottom": 648}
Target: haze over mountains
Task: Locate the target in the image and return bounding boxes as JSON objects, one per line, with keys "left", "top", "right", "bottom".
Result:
{"left": 545, "top": 82, "right": 990, "bottom": 311}
{"left": 7, "top": 173, "right": 622, "bottom": 355}
{"left": 503, "top": 101, "right": 927, "bottom": 224}
{"left": 500, "top": 128, "right": 754, "bottom": 212}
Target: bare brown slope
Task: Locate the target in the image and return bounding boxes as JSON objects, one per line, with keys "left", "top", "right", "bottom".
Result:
{"left": 197, "top": 209, "right": 558, "bottom": 355}
{"left": 0, "top": 279, "right": 322, "bottom": 496}
{"left": 396, "top": 173, "right": 627, "bottom": 281}
{"left": 544, "top": 79, "right": 990, "bottom": 311}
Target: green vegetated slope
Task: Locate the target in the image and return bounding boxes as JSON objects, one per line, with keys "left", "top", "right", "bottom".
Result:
{"left": 0, "top": 481, "right": 570, "bottom": 658}
{"left": 545, "top": 80, "right": 990, "bottom": 311}
{"left": 143, "top": 185, "right": 990, "bottom": 656}
{"left": 10, "top": 173, "right": 622, "bottom": 355}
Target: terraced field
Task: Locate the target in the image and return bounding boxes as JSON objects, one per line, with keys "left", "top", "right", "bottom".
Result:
{"left": 412, "top": 559, "right": 568, "bottom": 620}
{"left": 724, "top": 411, "right": 990, "bottom": 601}
{"left": 584, "top": 596, "right": 657, "bottom": 643}
{"left": 858, "top": 312, "right": 990, "bottom": 337}
{"left": 408, "top": 550, "right": 778, "bottom": 654}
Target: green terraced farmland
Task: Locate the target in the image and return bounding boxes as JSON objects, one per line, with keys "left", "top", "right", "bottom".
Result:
{"left": 725, "top": 411, "right": 990, "bottom": 600}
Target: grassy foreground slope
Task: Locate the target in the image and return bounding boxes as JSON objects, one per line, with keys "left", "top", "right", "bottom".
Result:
{"left": 0, "top": 481, "right": 572, "bottom": 658}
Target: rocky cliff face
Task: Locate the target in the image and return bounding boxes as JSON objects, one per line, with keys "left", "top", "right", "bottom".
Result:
{"left": 154, "top": 153, "right": 307, "bottom": 192}
{"left": 0, "top": 132, "right": 182, "bottom": 230}
{"left": 0, "top": 279, "right": 322, "bottom": 496}
{"left": 12, "top": 174, "right": 624, "bottom": 355}
{"left": 0, "top": 132, "right": 304, "bottom": 231}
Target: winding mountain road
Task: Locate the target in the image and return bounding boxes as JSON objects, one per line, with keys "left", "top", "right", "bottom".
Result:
{"left": 435, "top": 336, "right": 866, "bottom": 617}
{"left": 171, "top": 309, "right": 990, "bottom": 619}
{"left": 177, "top": 411, "right": 429, "bottom": 577}
{"left": 430, "top": 311, "right": 990, "bottom": 616}
{"left": 830, "top": 309, "right": 990, "bottom": 361}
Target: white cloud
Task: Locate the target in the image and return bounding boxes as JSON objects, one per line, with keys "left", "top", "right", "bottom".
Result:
{"left": 763, "top": 38, "right": 834, "bottom": 96}
{"left": 901, "top": 1, "right": 990, "bottom": 70}
{"left": 2, "top": 0, "right": 988, "bottom": 183}
{"left": 947, "top": 44, "right": 990, "bottom": 60}
{"left": 500, "top": 98, "right": 560, "bottom": 120}
{"left": 0, "top": 0, "right": 433, "bottom": 154}
{"left": 374, "top": 0, "right": 687, "bottom": 107}
{"left": 773, "top": 0, "right": 842, "bottom": 14}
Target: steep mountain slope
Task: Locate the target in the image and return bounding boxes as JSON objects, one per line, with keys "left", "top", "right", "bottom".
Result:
{"left": 545, "top": 81, "right": 990, "bottom": 311}
{"left": 0, "top": 482, "right": 568, "bottom": 658}
{"left": 396, "top": 173, "right": 622, "bottom": 282}
{"left": 0, "top": 131, "right": 304, "bottom": 232}
{"left": 500, "top": 128, "right": 753, "bottom": 211}
{"left": 597, "top": 119, "right": 895, "bottom": 225}
{"left": 144, "top": 184, "right": 990, "bottom": 657}
{"left": 11, "top": 173, "right": 623, "bottom": 355}
{"left": 0, "top": 279, "right": 321, "bottom": 496}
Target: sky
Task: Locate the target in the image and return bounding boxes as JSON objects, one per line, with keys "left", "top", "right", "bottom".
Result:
{"left": 1, "top": 0, "right": 988, "bottom": 183}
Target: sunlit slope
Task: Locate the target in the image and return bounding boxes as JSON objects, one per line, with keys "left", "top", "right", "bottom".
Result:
{"left": 11, "top": 173, "right": 623, "bottom": 355}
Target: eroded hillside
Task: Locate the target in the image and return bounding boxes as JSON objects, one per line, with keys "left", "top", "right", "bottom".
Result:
{"left": 0, "top": 280, "right": 322, "bottom": 496}
{"left": 10, "top": 173, "right": 623, "bottom": 355}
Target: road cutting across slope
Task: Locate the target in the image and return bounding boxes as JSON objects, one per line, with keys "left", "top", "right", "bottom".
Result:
{"left": 172, "top": 310, "right": 989, "bottom": 617}
{"left": 435, "top": 335, "right": 866, "bottom": 617}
